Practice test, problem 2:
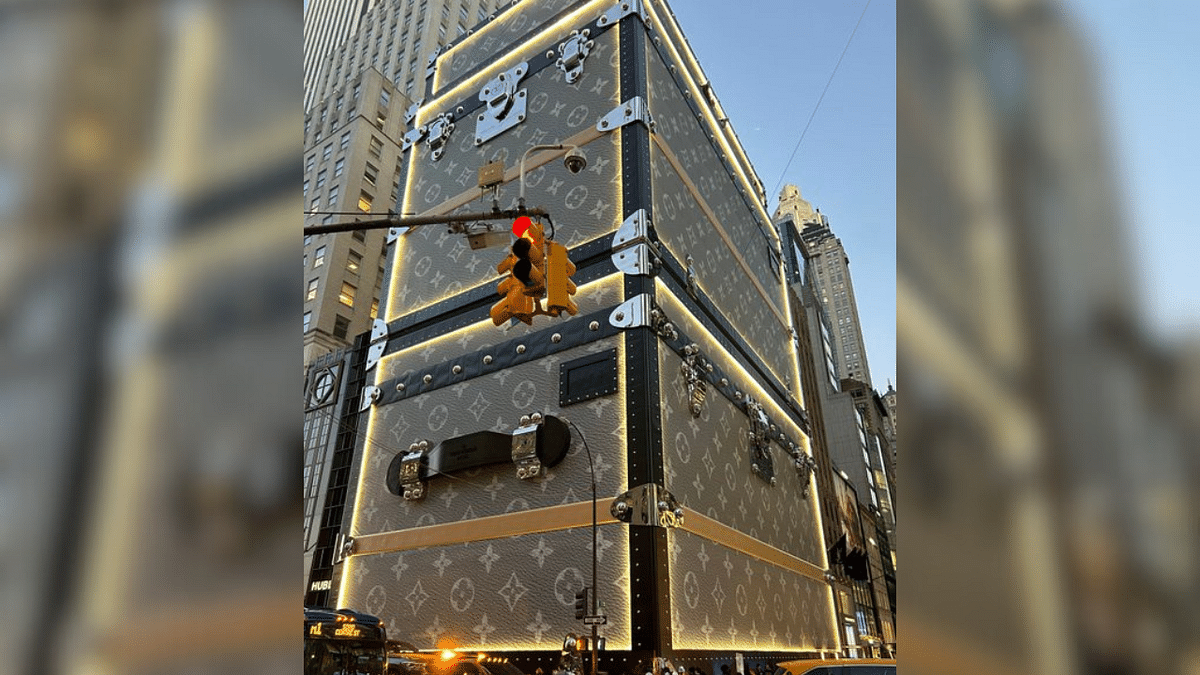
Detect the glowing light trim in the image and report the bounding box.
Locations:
[376,273,625,378]
[425,0,610,120]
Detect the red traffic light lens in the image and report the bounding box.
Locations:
[511,215,532,238]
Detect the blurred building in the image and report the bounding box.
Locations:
[775,185,873,387]
[899,0,1198,674]
[303,0,504,365]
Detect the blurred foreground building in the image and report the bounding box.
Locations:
[899,0,1198,674]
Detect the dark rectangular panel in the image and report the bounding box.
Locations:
[560,348,619,406]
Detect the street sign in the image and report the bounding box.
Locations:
[583,615,607,626]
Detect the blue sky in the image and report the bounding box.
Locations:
[1064,0,1200,341]
[667,0,897,389]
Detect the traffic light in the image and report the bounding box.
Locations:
[574,587,589,620]
[490,222,548,326]
[545,240,578,317]
[490,260,537,326]
[511,221,546,297]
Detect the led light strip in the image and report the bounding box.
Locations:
[352,500,621,556]
[678,507,827,583]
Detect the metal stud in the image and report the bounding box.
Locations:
[589,321,599,331]
[452,365,462,375]
[483,355,493,365]
[551,333,562,343]
[423,374,433,384]
[720,378,728,387]
[397,383,406,392]
[516,344,526,354]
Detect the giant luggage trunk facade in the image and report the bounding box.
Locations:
[335,0,840,669]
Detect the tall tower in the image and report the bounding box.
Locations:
[774,184,873,387]
[303,0,505,365]
[304,0,371,112]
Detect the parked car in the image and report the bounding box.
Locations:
[774,658,896,675]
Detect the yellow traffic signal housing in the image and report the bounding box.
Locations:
[490,275,537,325]
[491,227,548,326]
[545,240,578,317]
[519,222,547,297]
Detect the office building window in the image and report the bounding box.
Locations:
[322,143,332,160]
[370,298,379,320]
[353,230,366,242]
[303,180,308,196]
[313,246,326,268]
[347,250,362,275]
[304,235,312,246]
[303,311,312,332]
[340,131,351,150]
[328,185,339,206]
[379,89,390,108]
[369,136,382,157]
[310,197,319,212]
[306,279,319,301]
[306,155,315,173]
[358,191,373,212]
[315,170,326,189]
[364,163,378,186]
[333,315,351,339]
[334,158,344,177]
[339,282,356,307]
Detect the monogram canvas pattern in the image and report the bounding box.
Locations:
[342,525,632,650]
[363,337,626,534]
[439,0,594,89]
[668,530,838,651]
[660,347,822,565]
[392,30,621,322]
[646,46,794,389]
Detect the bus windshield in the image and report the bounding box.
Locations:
[305,607,387,675]
[305,637,387,675]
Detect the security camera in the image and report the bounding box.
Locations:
[563,148,587,174]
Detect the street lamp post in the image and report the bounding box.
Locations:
[583,427,599,675]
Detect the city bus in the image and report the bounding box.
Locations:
[305,606,388,674]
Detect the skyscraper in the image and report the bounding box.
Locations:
[304,0,372,112]
[775,185,873,387]
[303,0,504,365]
[307,0,505,111]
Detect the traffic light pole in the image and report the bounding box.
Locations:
[301,207,550,236]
